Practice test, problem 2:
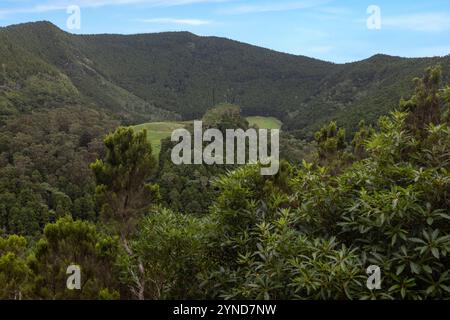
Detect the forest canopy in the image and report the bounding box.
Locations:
[0,66,449,300]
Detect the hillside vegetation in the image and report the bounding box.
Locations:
[0,67,448,300]
[0,20,450,301]
[1,21,449,136]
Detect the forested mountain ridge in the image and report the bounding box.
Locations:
[1,21,449,136]
[0,21,179,124]
[289,54,450,136]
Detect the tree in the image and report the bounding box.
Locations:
[314,121,351,173]
[315,121,346,159]
[121,207,211,299]
[352,120,375,160]
[0,235,29,300]
[91,127,158,299]
[28,217,119,299]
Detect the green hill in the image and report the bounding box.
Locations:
[1,21,449,136]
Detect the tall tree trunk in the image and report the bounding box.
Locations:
[122,237,146,300]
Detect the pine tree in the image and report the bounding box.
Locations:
[91,127,158,299]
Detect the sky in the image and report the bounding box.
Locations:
[0,0,450,63]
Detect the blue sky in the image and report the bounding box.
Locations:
[1,0,450,63]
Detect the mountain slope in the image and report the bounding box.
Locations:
[1,21,449,136]
[286,54,450,136]
[74,30,335,120]
[0,21,179,124]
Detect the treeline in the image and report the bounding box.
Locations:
[0,67,449,299]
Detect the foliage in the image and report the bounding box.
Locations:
[91,127,159,299]
[28,217,120,299]
[196,68,450,300]
[1,25,450,302]
[154,104,248,214]
[198,109,449,299]
[351,121,375,160]
[119,207,212,299]
[0,235,30,299]
[0,107,118,235]
[314,121,353,173]
[400,66,443,136]
[91,127,158,238]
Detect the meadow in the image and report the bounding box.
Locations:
[246,116,282,130]
[133,116,282,156]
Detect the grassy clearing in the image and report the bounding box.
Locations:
[133,116,282,157]
[246,116,282,130]
[132,121,189,156]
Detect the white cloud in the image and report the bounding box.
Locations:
[0,5,65,18]
[218,0,331,15]
[383,13,450,32]
[137,17,212,25]
[0,0,230,17]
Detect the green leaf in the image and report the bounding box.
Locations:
[410,262,420,274]
[441,285,450,293]
[401,287,406,298]
[431,247,440,259]
[396,265,405,276]
[423,265,433,274]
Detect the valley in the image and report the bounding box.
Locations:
[1,21,449,138]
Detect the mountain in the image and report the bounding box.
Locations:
[0,21,178,124]
[1,21,449,136]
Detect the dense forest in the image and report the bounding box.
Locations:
[1,22,450,136]
[1,64,449,299]
[0,21,449,300]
